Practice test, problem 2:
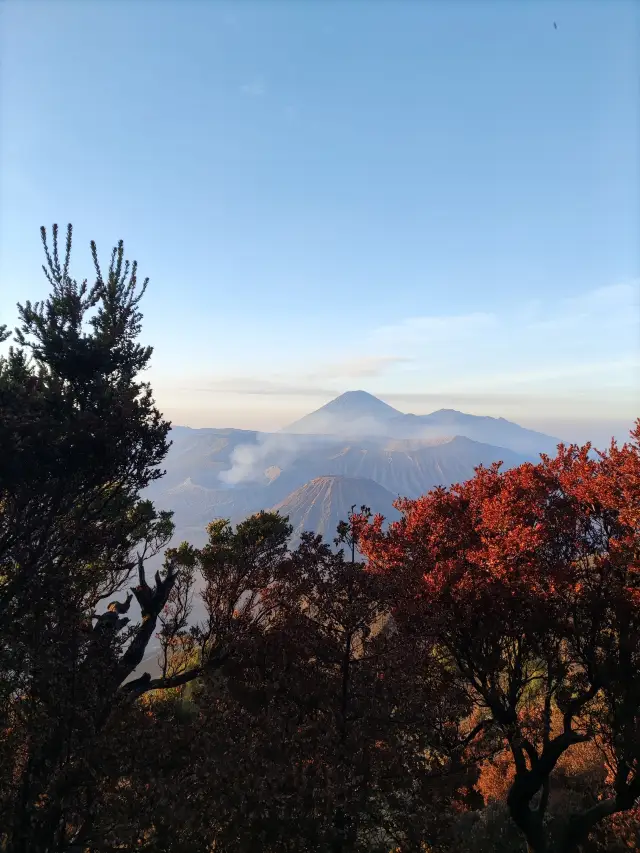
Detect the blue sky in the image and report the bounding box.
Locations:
[1,0,638,444]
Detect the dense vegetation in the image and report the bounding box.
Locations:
[0,227,638,853]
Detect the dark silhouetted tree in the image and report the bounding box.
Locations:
[0,225,177,853]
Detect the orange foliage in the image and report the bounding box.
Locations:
[359,421,640,853]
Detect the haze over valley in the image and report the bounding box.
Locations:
[147,390,562,549]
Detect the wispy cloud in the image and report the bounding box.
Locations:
[362,281,639,391]
[527,282,639,334]
[444,358,640,392]
[380,388,630,408]
[201,377,335,397]
[304,355,412,381]
[240,78,266,97]
[199,356,412,396]
[372,312,497,349]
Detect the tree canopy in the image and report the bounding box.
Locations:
[358,427,640,852]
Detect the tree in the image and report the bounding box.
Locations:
[46,511,321,852]
[187,511,474,852]
[0,229,307,852]
[0,224,178,853]
[358,426,640,853]
[83,511,475,853]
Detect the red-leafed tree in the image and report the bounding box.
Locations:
[358,423,640,853]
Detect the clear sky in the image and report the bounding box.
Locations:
[1,0,638,445]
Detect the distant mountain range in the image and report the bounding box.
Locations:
[284,390,560,456]
[146,391,561,550]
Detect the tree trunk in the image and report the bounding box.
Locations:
[507,782,548,853]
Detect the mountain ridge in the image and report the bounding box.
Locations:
[282,391,560,455]
[145,391,563,554]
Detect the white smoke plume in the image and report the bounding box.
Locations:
[218,432,335,486]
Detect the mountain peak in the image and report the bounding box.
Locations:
[283,391,402,435]
[428,408,464,418]
[322,390,399,413]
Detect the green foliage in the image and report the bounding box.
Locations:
[0,225,174,853]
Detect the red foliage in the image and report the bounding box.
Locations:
[358,421,640,853]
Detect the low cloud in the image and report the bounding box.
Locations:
[201,356,412,397]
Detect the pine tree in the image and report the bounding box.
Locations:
[0,224,176,852]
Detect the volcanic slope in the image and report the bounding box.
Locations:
[270,475,401,545]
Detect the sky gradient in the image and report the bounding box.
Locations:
[1,0,638,446]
